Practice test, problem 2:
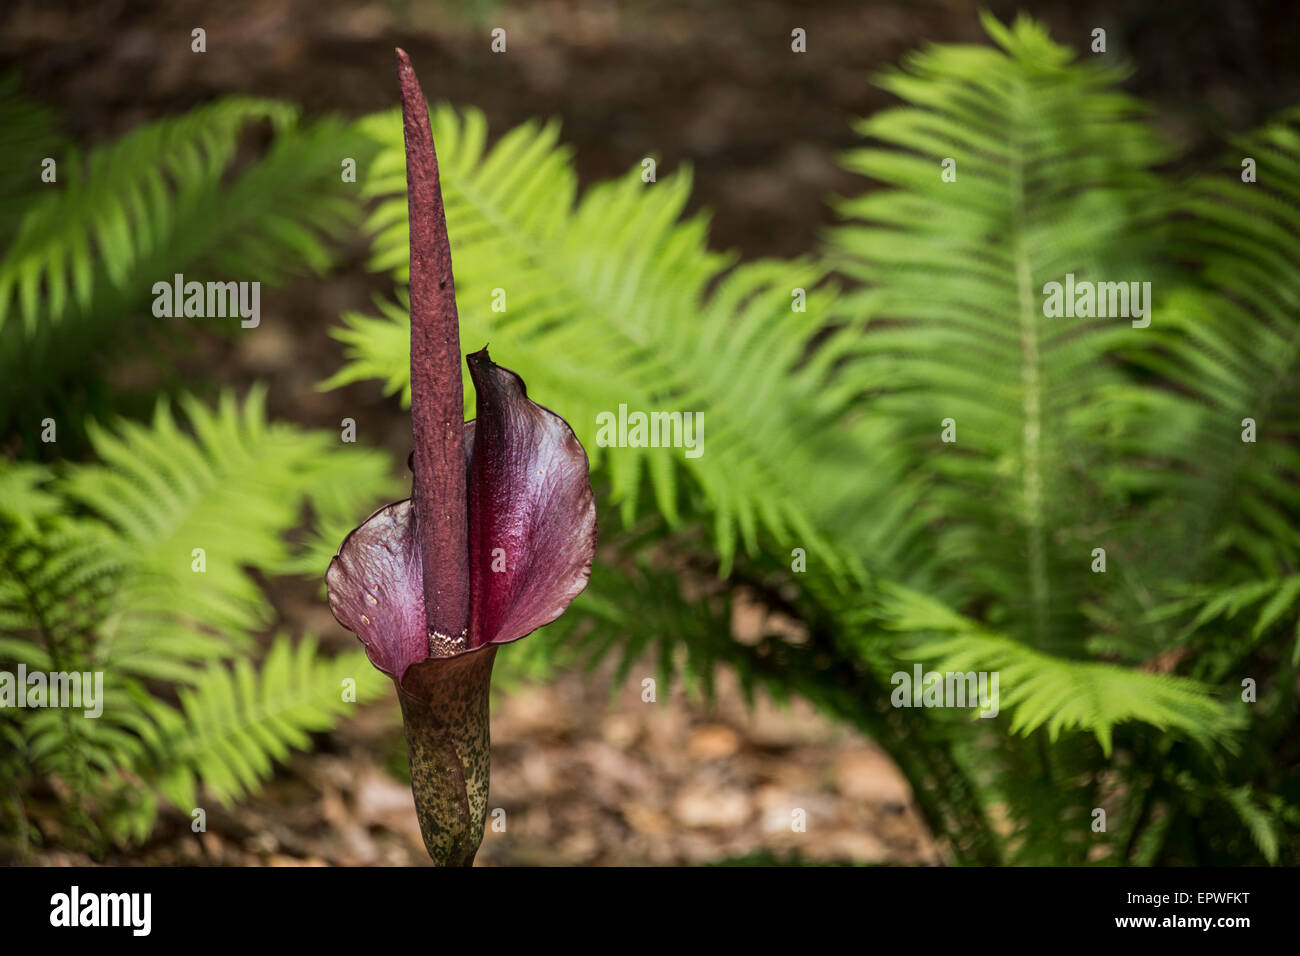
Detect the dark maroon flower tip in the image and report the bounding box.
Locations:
[397,46,470,646]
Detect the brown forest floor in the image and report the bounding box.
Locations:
[5,0,1297,865]
[41,667,934,867]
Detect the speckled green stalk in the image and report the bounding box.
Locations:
[396,645,497,866]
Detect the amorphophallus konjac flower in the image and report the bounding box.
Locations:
[325,50,596,867]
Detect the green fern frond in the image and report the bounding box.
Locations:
[0,473,122,673]
[0,392,397,846]
[1127,107,1300,579]
[0,100,371,447]
[872,584,1242,756]
[56,388,394,682]
[1220,786,1281,864]
[827,11,1175,647]
[145,636,386,808]
[0,98,295,333]
[1180,575,1300,665]
[0,461,62,532]
[15,640,384,843]
[328,105,905,576]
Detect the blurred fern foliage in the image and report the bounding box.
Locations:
[0,87,396,854]
[3,12,1298,864]
[0,396,394,850]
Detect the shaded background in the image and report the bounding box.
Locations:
[3,0,1297,864]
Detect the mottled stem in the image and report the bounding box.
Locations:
[397,646,497,866]
[397,47,470,644]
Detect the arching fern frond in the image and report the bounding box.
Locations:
[143,636,386,809]
[0,100,371,449]
[0,463,121,674]
[1220,785,1286,865]
[868,584,1243,756]
[1127,107,1300,582]
[326,105,890,576]
[57,388,395,683]
[0,392,396,848]
[826,10,1174,649]
[0,98,295,333]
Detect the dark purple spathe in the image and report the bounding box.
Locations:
[326,349,595,679]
